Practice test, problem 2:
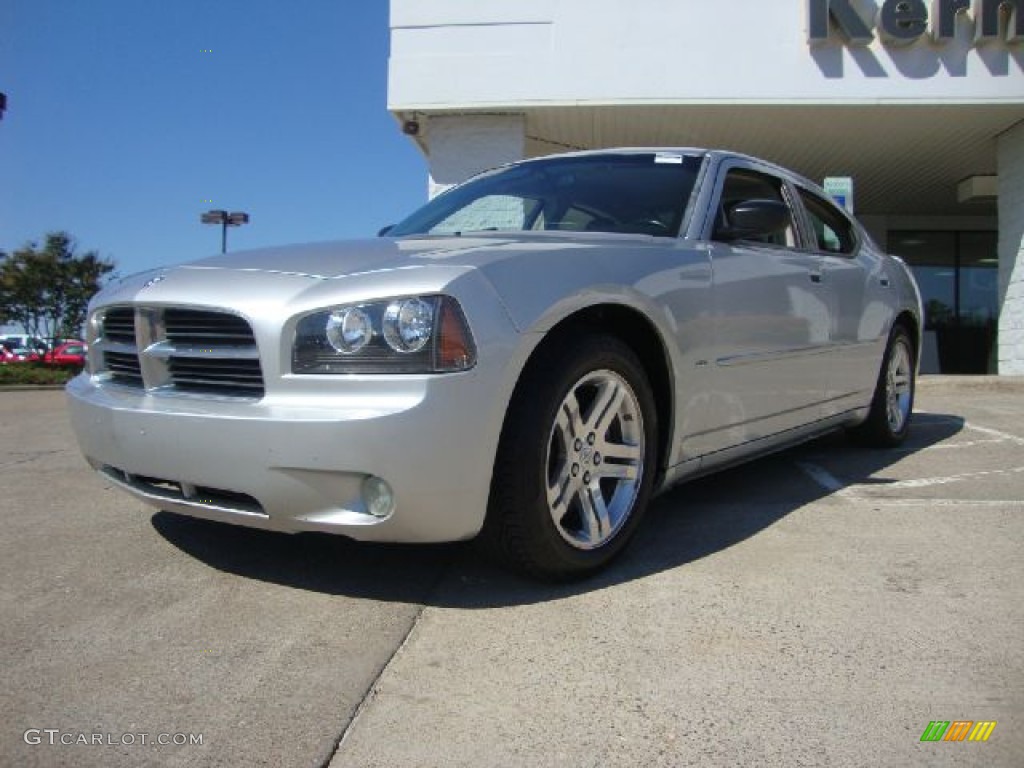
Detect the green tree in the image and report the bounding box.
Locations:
[0,232,115,343]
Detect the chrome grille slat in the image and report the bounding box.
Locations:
[102,307,137,344]
[168,358,264,395]
[168,359,263,375]
[105,351,144,386]
[145,342,260,361]
[164,309,256,345]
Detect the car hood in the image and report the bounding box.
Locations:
[171,232,668,279]
[91,232,687,323]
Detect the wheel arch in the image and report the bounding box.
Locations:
[893,309,920,365]
[503,303,675,483]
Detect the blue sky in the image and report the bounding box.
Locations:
[0,0,427,279]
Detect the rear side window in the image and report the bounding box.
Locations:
[798,189,857,255]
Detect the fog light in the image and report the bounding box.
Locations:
[363,476,394,518]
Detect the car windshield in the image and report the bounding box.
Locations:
[388,152,704,238]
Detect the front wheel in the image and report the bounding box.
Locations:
[849,324,916,447]
[483,334,658,580]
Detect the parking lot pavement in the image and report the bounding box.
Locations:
[329,377,1024,768]
[0,390,459,768]
[2,378,1022,767]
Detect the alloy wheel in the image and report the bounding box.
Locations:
[545,369,645,550]
[886,338,913,434]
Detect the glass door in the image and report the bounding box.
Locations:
[889,230,998,374]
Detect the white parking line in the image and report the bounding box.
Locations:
[915,411,1024,445]
[920,439,1007,450]
[962,422,1024,446]
[857,498,1022,508]
[880,465,1024,489]
[796,415,1024,498]
[883,438,1006,455]
[796,460,1024,496]
[795,462,849,495]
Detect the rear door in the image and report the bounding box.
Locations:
[793,186,887,417]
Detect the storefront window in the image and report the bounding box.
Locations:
[958,232,999,328]
[890,230,997,374]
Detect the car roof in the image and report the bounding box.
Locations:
[502,147,823,193]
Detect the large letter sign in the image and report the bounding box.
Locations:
[807,0,1023,45]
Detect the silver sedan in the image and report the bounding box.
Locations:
[67,149,922,579]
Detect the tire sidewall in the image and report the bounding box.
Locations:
[886,328,915,442]
[498,335,658,577]
[857,323,916,447]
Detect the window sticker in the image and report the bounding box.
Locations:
[654,153,683,165]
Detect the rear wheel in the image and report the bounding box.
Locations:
[850,324,916,447]
[483,334,658,580]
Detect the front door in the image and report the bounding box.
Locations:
[687,164,830,457]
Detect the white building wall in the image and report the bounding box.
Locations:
[389,0,1023,110]
[998,121,1024,374]
[423,114,525,199]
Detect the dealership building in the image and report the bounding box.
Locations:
[387,0,1024,374]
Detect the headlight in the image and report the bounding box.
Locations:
[382,297,433,353]
[325,307,372,354]
[292,295,476,374]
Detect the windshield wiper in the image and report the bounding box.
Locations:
[452,228,499,237]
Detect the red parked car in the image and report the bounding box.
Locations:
[43,341,88,368]
[1,341,40,363]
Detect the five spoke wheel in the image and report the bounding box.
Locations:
[885,336,913,435]
[546,370,645,550]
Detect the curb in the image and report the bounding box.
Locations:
[0,385,69,392]
[917,375,1024,394]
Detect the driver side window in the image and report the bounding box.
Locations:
[715,169,797,248]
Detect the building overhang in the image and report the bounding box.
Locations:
[391,102,1019,216]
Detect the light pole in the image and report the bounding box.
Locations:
[201,210,249,254]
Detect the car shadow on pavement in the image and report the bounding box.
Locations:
[152,412,964,608]
[151,511,466,604]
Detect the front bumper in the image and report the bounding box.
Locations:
[65,372,501,543]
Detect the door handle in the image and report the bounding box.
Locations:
[809,272,823,283]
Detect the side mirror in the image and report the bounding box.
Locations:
[715,199,791,242]
[377,225,394,237]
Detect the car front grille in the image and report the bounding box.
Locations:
[95,306,264,398]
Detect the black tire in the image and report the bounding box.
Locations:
[482,334,658,580]
[849,324,916,448]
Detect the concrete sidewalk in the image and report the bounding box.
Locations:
[329,377,1024,767]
